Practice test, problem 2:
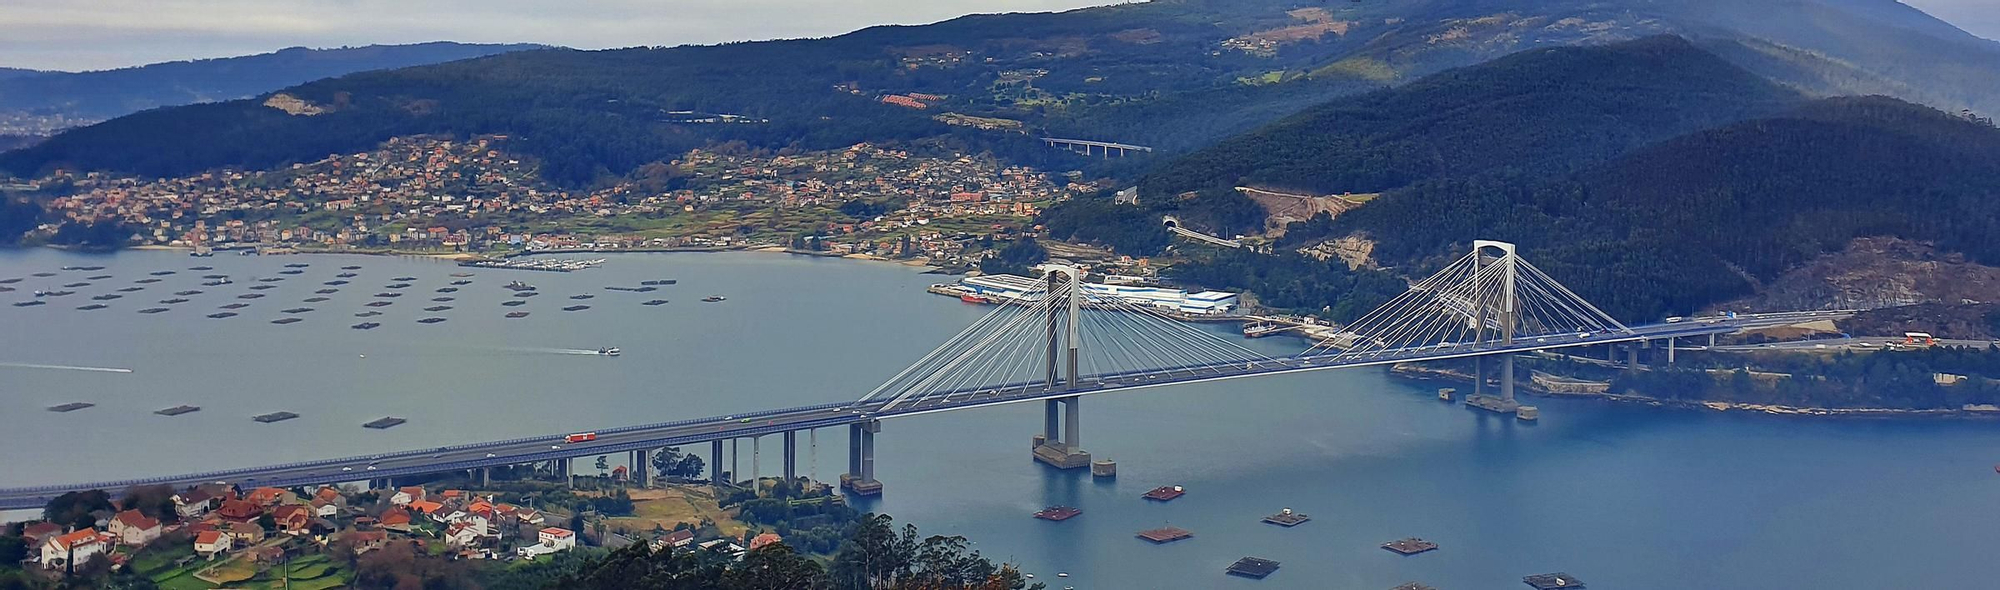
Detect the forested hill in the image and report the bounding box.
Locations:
[1136,36,1801,198]
[1325,96,2000,320]
[0,42,543,123]
[5,0,1997,187]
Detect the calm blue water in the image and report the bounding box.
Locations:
[3,249,1997,589]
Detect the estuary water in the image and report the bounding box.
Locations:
[2,248,1996,589]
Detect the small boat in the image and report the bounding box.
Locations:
[284,263,309,268]
[702,296,726,302]
[149,270,175,276]
[386,283,411,289]
[514,292,540,298]
[86,275,112,280]
[62,282,89,288]
[373,292,402,298]
[31,272,56,277]
[449,280,473,286]
[201,274,227,279]
[116,286,144,292]
[257,277,283,283]
[248,284,276,290]
[503,281,536,291]
[501,300,527,307]
[505,311,530,318]
[323,280,349,286]
[597,347,621,356]
[278,269,304,275]
[450,272,474,277]
[0,278,19,284]
[44,290,75,297]
[641,279,677,286]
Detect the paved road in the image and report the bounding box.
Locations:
[0,311,1843,510]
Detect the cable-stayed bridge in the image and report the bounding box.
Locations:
[0,241,1842,509]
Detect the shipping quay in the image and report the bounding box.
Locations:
[1225,557,1281,579]
[1136,527,1193,544]
[154,405,200,416]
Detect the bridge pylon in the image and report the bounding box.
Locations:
[840,420,884,496]
[1033,266,1093,469]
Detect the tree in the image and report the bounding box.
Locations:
[0,535,26,565]
[595,455,610,478]
[722,543,829,590]
[44,490,114,530]
[652,447,685,478]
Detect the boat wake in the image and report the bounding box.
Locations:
[0,362,134,374]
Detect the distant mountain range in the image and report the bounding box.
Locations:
[0,42,544,130]
[4,0,1997,185]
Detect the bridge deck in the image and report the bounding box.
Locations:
[0,312,1839,509]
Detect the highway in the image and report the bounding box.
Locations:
[0,311,1843,510]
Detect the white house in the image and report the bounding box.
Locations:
[108,510,163,546]
[538,527,577,551]
[40,528,108,570]
[194,530,232,558]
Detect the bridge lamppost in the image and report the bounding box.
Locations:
[1033,266,1093,469]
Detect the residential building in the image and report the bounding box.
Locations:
[107,510,163,546]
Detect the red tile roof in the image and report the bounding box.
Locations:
[749,532,783,550]
[51,528,101,550]
[113,509,161,530]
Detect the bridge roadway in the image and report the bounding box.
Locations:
[0,311,1841,510]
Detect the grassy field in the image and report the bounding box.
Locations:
[608,485,747,537]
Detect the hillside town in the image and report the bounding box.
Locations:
[19,137,1093,262]
[2,470,806,589]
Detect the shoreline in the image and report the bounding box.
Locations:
[1390,364,1999,419]
[20,242,953,272]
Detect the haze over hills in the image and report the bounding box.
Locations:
[4,0,1998,186]
[0,42,544,134]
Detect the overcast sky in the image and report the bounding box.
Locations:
[0,0,1993,72]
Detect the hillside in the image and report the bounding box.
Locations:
[1329,96,2000,320]
[0,42,542,131]
[5,0,1996,187]
[1135,36,1800,198]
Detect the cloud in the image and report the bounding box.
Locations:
[0,0,1123,71]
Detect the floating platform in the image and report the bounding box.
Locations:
[49,403,94,412]
[1382,538,1439,555]
[76,304,108,310]
[355,311,383,317]
[175,290,202,296]
[270,317,303,325]
[217,303,247,309]
[1391,584,1437,590]
[282,307,313,313]
[393,276,417,281]
[1523,573,1584,589]
[1143,485,1185,501]
[351,322,381,330]
[247,285,275,291]
[1136,527,1192,544]
[237,293,265,299]
[155,405,201,416]
[364,417,407,429]
[386,283,411,289]
[424,306,452,312]
[501,300,527,307]
[303,297,330,303]
[562,305,591,311]
[1263,509,1309,527]
[641,279,677,285]
[365,301,393,307]
[341,266,363,270]
[643,299,669,306]
[606,286,657,292]
[1034,506,1082,521]
[1225,557,1280,579]
[432,296,455,302]
[253,411,299,423]
[138,307,169,314]
[569,294,594,300]
[506,312,530,318]
[207,312,238,319]
[417,317,447,324]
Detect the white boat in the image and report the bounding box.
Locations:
[598,347,621,356]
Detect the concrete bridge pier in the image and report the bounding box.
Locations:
[782,431,798,482]
[630,449,649,487]
[731,439,741,485]
[1500,353,1516,404]
[1033,396,1092,469]
[478,467,490,488]
[1627,341,1642,372]
[841,420,883,496]
[710,440,724,489]
[1666,337,1677,365]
